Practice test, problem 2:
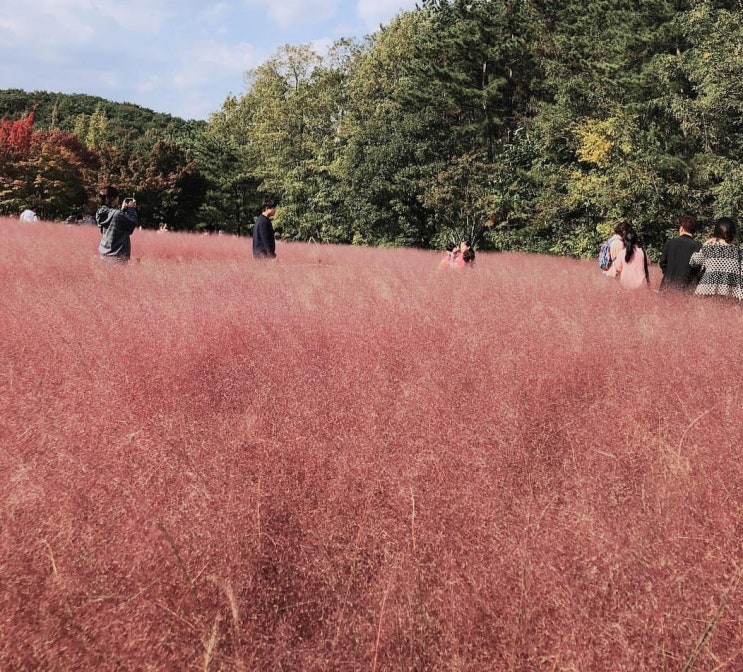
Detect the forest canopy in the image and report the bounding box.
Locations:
[2,0,743,255]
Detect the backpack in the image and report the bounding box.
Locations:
[598,236,616,271]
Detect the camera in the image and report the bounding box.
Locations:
[123,197,135,206]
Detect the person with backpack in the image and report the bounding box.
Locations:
[659,214,702,291]
[599,221,628,274]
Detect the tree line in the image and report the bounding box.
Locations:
[2,0,742,256]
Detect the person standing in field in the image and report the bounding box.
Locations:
[439,242,456,269]
[450,245,463,267]
[659,214,702,291]
[689,217,743,301]
[252,199,277,260]
[599,221,627,274]
[461,239,476,266]
[19,206,38,222]
[611,227,650,289]
[96,185,138,261]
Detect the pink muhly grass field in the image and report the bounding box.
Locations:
[2,218,743,671]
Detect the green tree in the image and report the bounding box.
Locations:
[85,103,109,149]
[337,10,449,246]
[26,131,99,219]
[519,0,693,254]
[423,153,503,247]
[421,0,542,158]
[205,41,362,240]
[194,121,260,234]
[651,1,743,226]
[244,44,344,239]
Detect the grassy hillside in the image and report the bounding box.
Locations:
[2,219,742,670]
[0,88,204,137]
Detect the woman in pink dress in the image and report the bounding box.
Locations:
[612,228,650,289]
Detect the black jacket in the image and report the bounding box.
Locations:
[659,234,702,290]
[252,214,276,259]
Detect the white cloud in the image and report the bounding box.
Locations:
[201,1,232,22]
[0,16,23,36]
[242,0,339,31]
[192,1,239,37]
[356,0,417,31]
[154,39,266,117]
[309,37,335,57]
[134,74,164,95]
[0,0,421,120]
[98,70,125,90]
[5,0,171,47]
[172,41,262,89]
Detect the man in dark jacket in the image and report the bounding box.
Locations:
[252,200,277,259]
[659,214,702,291]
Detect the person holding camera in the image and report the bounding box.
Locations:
[96,185,138,261]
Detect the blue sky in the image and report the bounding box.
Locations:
[1,0,419,121]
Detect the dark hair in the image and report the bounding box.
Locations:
[445,242,456,252]
[261,199,277,212]
[678,214,697,234]
[713,217,736,243]
[624,228,638,263]
[624,229,650,284]
[463,248,476,263]
[614,221,630,236]
[99,185,119,206]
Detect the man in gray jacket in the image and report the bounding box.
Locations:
[96,185,138,260]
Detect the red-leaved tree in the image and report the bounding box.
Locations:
[0,107,100,219]
[0,105,36,161]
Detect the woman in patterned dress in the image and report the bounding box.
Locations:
[689,217,743,301]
